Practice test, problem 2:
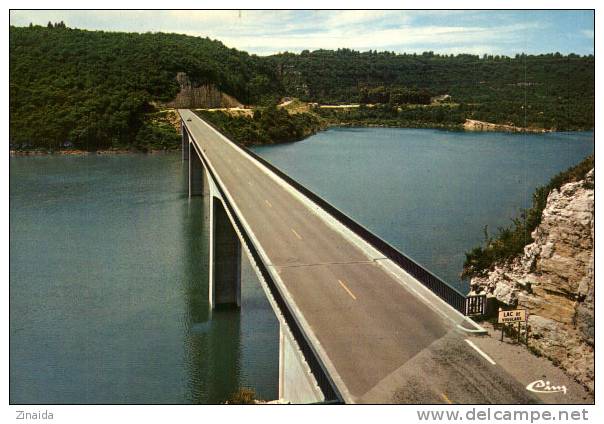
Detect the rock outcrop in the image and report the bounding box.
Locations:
[472,169,594,392]
[163,72,242,109]
[464,119,549,133]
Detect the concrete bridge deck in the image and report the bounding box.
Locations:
[178,109,538,404]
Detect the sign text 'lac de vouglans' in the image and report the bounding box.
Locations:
[498,309,528,324]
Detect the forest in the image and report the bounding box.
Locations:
[9,24,595,151]
[9,24,281,150]
[196,106,325,146]
[316,104,466,130]
[270,49,594,130]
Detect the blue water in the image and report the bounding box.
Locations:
[10,128,593,404]
[9,154,278,404]
[252,128,594,292]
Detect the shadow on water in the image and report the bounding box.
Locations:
[180,170,279,403]
[9,154,277,404]
[180,180,242,404]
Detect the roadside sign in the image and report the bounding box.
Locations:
[498,309,527,324]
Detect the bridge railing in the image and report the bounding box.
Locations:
[465,294,487,316]
[197,116,479,317]
[241,151,470,315]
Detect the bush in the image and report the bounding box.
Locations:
[226,388,257,404]
[462,155,594,278]
[133,120,180,152]
[196,106,324,146]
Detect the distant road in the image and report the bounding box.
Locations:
[179,109,539,404]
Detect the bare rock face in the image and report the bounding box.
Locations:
[472,169,594,392]
[164,72,242,109]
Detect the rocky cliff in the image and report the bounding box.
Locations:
[463,119,549,133]
[163,72,242,109]
[472,169,594,392]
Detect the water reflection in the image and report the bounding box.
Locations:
[179,163,279,403]
[180,180,243,403]
[10,154,279,404]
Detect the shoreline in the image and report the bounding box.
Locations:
[327,122,464,131]
[325,122,592,134]
[10,148,180,157]
[463,119,553,133]
[10,122,593,156]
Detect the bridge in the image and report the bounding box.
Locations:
[178,109,538,404]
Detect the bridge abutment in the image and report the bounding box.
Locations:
[209,195,242,308]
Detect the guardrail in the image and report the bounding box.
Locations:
[465,294,487,316]
[242,148,469,314]
[193,114,479,318]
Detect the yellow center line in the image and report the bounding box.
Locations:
[291,228,303,240]
[265,199,272,208]
[338,280,357,300]
[440,393,453,404]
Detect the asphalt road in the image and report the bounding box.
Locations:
[179,109,539,404]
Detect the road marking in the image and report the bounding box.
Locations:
[265,200,272,208]
[440,393,453,404]
[291,228,303,240]
[465,339,496,365]
[338,280,357,300]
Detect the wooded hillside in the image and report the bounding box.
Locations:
[10,25,594,150]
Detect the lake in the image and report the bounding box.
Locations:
[9,154,278,404]
[253,128,594,291]
[9,128,593,403]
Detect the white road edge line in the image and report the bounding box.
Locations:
[465,339,496,365]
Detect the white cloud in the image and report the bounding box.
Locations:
[321,10,411,28]
[213,22,543,55]
[581,29,594,38]
[7,10,589,56]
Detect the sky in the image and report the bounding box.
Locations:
[9,10,595,56]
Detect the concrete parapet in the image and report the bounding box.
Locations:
[279,322,324,404]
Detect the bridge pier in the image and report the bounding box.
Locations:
[209,195,242,308]
[183,114,327,402]
[189,145,204,197]
[181,121,189,161]
[279,323,325,404]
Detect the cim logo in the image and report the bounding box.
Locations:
[526,380,567,395]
